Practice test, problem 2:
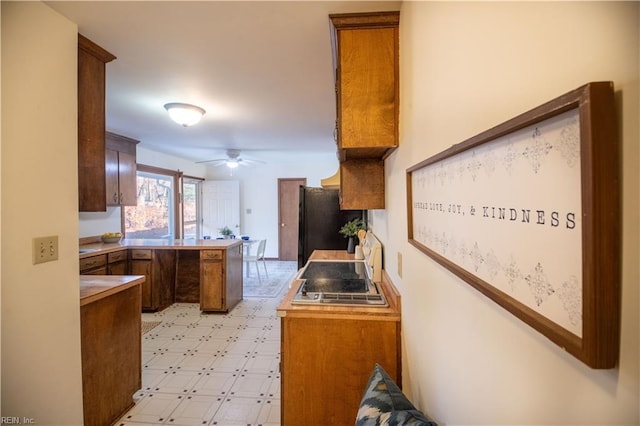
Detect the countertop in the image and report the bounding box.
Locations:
[80,275,145,306]
[79,238,243,258]
[276,250,401,320]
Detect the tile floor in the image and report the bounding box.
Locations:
[117,262,293,426]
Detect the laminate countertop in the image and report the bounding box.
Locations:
[80,275,145,306]
[79,238,242,258]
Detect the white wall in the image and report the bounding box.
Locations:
[206,152,338,258]
[371,2,639,425]
[137,145,208,178]
[1,2,84,424]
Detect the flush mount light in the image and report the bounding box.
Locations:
[164,102,206,127]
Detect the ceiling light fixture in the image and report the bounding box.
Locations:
[226,159,239,169]
[164,102,206,127]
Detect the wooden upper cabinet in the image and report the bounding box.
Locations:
[330,12,399,160]
[340,159,385,210]
[78,34,116,212]
[106,132,139,206]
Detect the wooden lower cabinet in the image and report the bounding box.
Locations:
[80,249,128,275]
[107,249,128,274]
[130,249,176,311]
[280,316,400,426]
[79,253,107,275]
[81,282,141,426]
[200,245,243,312]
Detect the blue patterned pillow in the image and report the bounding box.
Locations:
[356,364,437,426]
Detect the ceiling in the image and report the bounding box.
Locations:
[46,1,401,166]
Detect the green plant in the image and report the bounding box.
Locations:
[219,226,233,237]
[339,218,366,238]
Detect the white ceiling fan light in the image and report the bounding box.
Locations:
[224,150,242,168]
[164,102,206,127]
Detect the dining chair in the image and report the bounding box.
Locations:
[245,239,268,281]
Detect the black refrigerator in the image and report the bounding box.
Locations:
[297,186,365,268]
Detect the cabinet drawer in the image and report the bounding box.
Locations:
[130,249,152,260]
[108,250,127,263]
[80,254,107,272]
[200,250,222,260]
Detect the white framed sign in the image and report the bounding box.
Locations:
[407,82,619,369]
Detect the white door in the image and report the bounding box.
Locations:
[202,180,240,238]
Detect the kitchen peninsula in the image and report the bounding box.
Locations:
[277,249,402,426]
[79,238,243,312]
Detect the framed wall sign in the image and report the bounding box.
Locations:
[406,82,619,369]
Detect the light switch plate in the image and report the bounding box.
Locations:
[397,252,402,278]
[33,235,59,265]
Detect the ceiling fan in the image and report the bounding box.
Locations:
[197,149,263,170]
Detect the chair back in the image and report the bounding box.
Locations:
[256,239,267,259]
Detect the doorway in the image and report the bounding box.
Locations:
[278,178,306,260]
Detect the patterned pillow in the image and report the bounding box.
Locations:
[356,364,438,426]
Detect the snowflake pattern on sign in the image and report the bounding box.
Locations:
[502,139,520,176]
[484,249,501,279]
[522,127,553,174]
[469,242,484,273]
[483,149,497,179]
[556,117,580,168]
[503,255,522,293]
[557,275,582,327]
[467,151,482,182]
[525,262,556,306]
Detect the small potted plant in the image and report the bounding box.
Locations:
[219,226,233,239]
[339,218,366,253]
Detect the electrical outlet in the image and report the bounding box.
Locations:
[397,252,402,278]
[33,236,59,265]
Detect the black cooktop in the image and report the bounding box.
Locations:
[299,261,370,294]
[300,261,368,280]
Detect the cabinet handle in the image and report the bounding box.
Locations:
[119,193,123,204]
[113,193,118,203]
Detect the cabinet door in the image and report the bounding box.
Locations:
[338,27,397,152]
[106,150,137,206]
[200,259,223,311]
[130,260,152,309]
[108,261,127,275]
[118,151,137,205]
[105,149,120,205]
[340,159,385,210]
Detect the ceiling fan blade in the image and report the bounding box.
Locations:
[196,158,227,164]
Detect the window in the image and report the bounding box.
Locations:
[182,177,202,239]
[124,165,179,239]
